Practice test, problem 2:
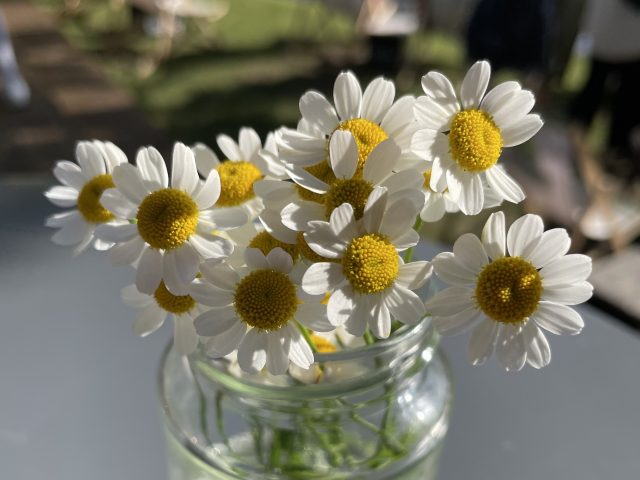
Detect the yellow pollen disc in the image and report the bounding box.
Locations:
[297,232,327,263]
[77,174,115,223]
[248,231,299,261]
[475,257,542,324]
[324,178,373,220]
[311,334,337,353]
[216,161,262,207]
[448,109,503,172]
[422,169,432,189]
[154,281,196,314]
[342,234,399,294]
[296,160,336,204]
[137,188,199,250]
[234,269,298,331]
[335,118,388,174]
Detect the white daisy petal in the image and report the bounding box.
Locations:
[192,170,221,210]
[421,71,459,116]
[266,331,290,375]
[238,127,262,159]
[433,252,477,286]
[453,233,488,273]
[329,130,358,180]
[194,308,238,336]
[200,260,239,290]
[362,186,388,234]
[432,307,481,336]
[299,91,339,135]
[51,213,92,245]
[420,193,446,222]
[485,165,525,204]
[91,237,112,252]
[362,77,395,123]
[136,247,163,294]
[244,247,270,270]
[259,209,298,244]
[363,140,400,184]
[296,302,334,332]
[76,142,106,178]
[287,324,314,369]
[411,129,439,158]
[122,284,154,308]
[163,244,200,295]
[136,146,169,189]
[133,305,166,337]
[44,186,78,207]
[216,134,243,160]
[327,285,356,326]
[238,329,268,373]
[304,222,346,258]
[501,114,544,147]
[112,163,149,204]
[303,262,344,295]
[480,81,521,116]
[334,71,362,120]
[384,286,425,325]
[94,223,138,243]
[189,234,233,260]
[370,298,391,338]
[174,316,199,355]
[491,89,535,129]
[523,321,551,369]
[467,318,499,366]
[329,202,358,239]
[192,143,220,175]
[542,282,593,305]
[379,198,419,240]
[171,143,199,195]
[426,286,475,316]
[45,210,77,228]
[344,294,372,337]
[205,322,247,357]
[381,95,415,136]
[460,60,490,110]
[414,96,452,131]
[481,211,506,260]
[110,236,145,265]
[53,160,86,190]
[456,170,484,215]
[506,214,543,258]
[527,228,571,268]
[532,301,584,335]
[391,230,420,251]
[541,254,592,286]
[287,165,330,193]
[266,247,294,274]
[200,208,248,230]
[190,281,234,307]
[281,201,325,232]
[97,141,127,171]
[396,261,433,290]
[100,188,137,219]
[495,324,527,372]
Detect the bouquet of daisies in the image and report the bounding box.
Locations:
[45,61,592,375]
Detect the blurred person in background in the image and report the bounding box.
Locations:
[570,0,640,182]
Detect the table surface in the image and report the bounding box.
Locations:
[1,181,639,480]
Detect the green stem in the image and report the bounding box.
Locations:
[403,216,423,263]
[363,329,376,345]
[337,399,404,455]
[296,321,318,353]
[215,391,229,447]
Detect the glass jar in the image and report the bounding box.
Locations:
[159,320,453,480]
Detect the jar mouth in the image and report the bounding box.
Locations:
[158,318,436,402]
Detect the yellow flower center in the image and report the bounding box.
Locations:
[324,178,373,220]
[216,161,262,207]
[234,269,298,331]
[475,257,542,324]
[154,281,196,314]
[335,118,388,174]
[311,334,337,353]
[422,169,432,189]
[76,174,115,223]
[137,188,199,250]
[296,160,336,204]
[342,234,399,294]
[297,232,327,262]
[248,231,299,261]
[448,109,503,172]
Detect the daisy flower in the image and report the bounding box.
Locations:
[278,71,417,170]
[192,127,286,221]
[280,130,424,233]
[121,282,202,355]
[412,60,543,215]
[45,140,128,255]
[302,187,433,338]
[190,248,335,375]
[426,211,593,371]
[95,143,245,296]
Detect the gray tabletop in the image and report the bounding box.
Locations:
[1,180,639,480]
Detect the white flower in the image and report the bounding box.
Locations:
[95,142,246,295]
[302,187,433,338]
[192,127,286,221]
[190,248,335,375]
[121,283,201,355]
[44,140,128,255]
[412,60,543,215]
[427,211,593,371]
[280,130,423,233]
[278,71,417,168]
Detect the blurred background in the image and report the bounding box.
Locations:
[1,0,639,326]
